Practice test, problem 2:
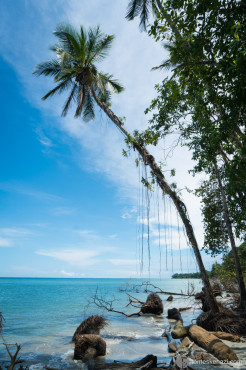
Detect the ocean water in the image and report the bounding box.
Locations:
[0,278,203,368]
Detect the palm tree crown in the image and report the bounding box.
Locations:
[126,0,159,31]
[34,24,124,122]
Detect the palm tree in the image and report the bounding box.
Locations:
[126,0,181,39]
[34,24,219,313]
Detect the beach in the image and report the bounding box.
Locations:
[1,277,246,369]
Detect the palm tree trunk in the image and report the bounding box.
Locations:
[91,88,220,313]
[214,161,246,309]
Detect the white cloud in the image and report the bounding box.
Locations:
[36,248,100,266]
[0,228,31,236]
[60,270,85,277]
[0,238,12,247]
[0,181,63,202]
[109,259,139,266]
[52,207,75,215]
[76,229,98,239]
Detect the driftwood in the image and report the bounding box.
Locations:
[179,307,192,312]
[94,354,157,369]
[138,282,194,297]
[210,331,241,342]
[189,324,238,361]
[88,292,141,317]
[2,343,23,370]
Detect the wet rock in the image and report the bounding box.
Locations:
[141,293,163,315]
[167,295,173,302]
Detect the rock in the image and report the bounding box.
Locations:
[74,334,106,361]
[167,295,173,302]
[168,308,182,321]
[72,315,107,342]
[141,293,163,315]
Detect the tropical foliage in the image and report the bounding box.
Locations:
[211,242,246,281]
[34,24,124,121]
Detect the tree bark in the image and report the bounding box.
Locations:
[214,161,246,309]
[91,87,220,314]
[189,325,238,361]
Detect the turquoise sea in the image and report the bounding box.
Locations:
[0,278,203,368]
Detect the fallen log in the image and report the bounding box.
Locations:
[94,354,157,369]
[189,324,238,361]
[171,325,190,339]
[209,331,241,342]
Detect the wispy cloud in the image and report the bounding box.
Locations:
[0,238,12,247]
[109,259,139,266]
[121,207,137,220]
[36,248,100,266]
[0,228,32,236]
[0,181,63,202]
[52,207,75,215]
[75,229,99,239]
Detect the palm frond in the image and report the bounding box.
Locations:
[152,59,175,70]
[42,79,72,100]
[62,83,78,116]
[87,34,115,64]
[74,86,85,118]
[100,73,124,94]
[86,26,103,62]
[126,0,152,31]
[97,88,112,105]
[82,89,95,122]
[53,24,81,59]
[49,44,75,65]
[33,60,61,77]
[77,25,87,60]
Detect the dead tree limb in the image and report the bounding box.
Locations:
[88,292,141,318]
[140,282,195,297]
[2,342,23,370]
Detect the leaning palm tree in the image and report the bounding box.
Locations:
[34,24,219,313]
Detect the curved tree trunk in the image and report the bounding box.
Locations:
[91,87,220,313]
[214,161,246,309]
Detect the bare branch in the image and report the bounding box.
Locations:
[87,291,141,318]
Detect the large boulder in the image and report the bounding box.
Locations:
[73,315,107,342]
[141,293,163,315]
[74,334,106,361]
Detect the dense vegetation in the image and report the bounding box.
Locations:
[172,272,212,279]
[211,242,246,281]
[129,0,246,308]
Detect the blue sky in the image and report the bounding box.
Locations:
[0,0,219,278]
